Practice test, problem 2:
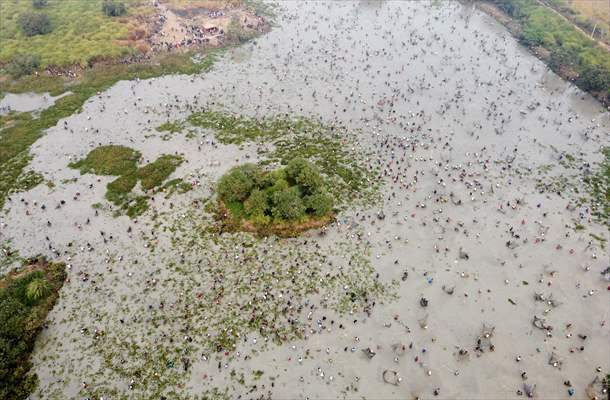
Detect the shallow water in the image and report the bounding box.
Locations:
[0,91,71,115]
[1,1,608,399]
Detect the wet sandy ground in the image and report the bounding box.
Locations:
[1,1,609,399]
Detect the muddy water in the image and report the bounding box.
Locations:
[0,91,72,115]
[1,1,609,399]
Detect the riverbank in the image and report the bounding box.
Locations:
[478,0,610,107]
[0,258,66,399]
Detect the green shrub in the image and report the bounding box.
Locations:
[5,54,40,78]
[25,278,51,301]
[244,189,268,217]
[18,12,52,37]
[271,186,305,221]
[578,62,610,92]
[32,0,48,8]
[295,164,324,194]
[217,164,262,203]
[305,191,334,217]
[266,178,289,197]
[102,1,127,17]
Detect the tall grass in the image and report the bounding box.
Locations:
[0,0,152,68]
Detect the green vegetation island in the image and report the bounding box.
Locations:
[215,159,336,237]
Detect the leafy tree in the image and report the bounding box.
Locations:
[549,44,580,69]
[244,189,268,217]
[217,164,261,203]
[102,1,127,17]
[0,297,27,341]
[285,158,310,182]
[295,163,324,194]
[26,278,51,301]
[271,187,305,221]
[238,163,265,187]
[266,178,289,198]
[285,157,325,194]
[261,168,287,187]
[5,54,40,78]
[32,0,48,9]
[18,12,52,37]
[304,191,334,217]
[578,63,610,92]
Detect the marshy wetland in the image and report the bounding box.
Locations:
[0,1,609,399]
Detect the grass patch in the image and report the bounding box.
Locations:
[187,110,320,144]
[155,121,184,134]
[136,155,183,191]
[161,178,192,198]
[70,146,183,217]
[0,0,153,68]
[106,172,138,205]
[0,151,43,209]
[0,259,66,400]
[583,146,610,225]
[69,145,141,176]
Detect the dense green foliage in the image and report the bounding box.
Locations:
[18,11,52,37]
[70,146,183,217]
[218,158,334,228]
[0,261,66,400]
[32,0,48,9]
[32,0,49,8]
[490,0,610,100]
[102,0,127,17]
[5,54,41,78]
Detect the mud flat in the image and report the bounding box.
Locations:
[0,1,608,399]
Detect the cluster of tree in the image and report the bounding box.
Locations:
[217,158,334,223]
[18,11,52,37]
[102,0,127,17]
[491,0,610,98]
[0,262,66,400]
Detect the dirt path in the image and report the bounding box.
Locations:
[155,1,186,44]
